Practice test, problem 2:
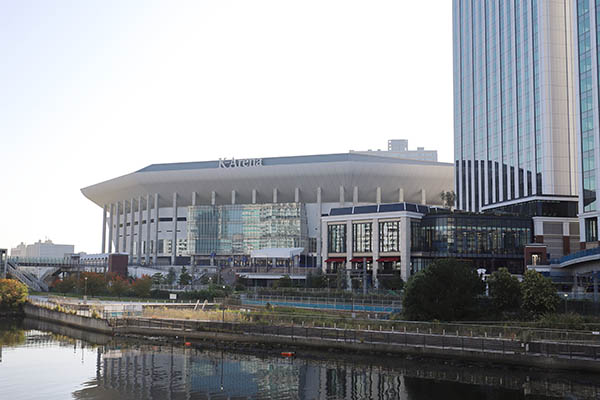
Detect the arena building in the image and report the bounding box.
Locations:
[81,152,454,270]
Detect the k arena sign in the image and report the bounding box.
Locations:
[218,157,263,168]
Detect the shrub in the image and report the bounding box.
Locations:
[535,312,585,330]
[0,279,28,310]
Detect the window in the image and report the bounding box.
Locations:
[327,224,346,253]
[379,221,400,252]
[585,217,598,242]
[352,223,372,252]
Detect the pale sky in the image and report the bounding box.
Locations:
[0,0,453,254]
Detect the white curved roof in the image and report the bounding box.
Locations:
[81,153,454,208]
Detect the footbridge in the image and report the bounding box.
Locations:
[4,257,108,291]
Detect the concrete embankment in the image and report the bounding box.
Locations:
[23,303,113,335]
[23,302,600,372]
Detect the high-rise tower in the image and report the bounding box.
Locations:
[574,0,600,244]
[453,0,578,214]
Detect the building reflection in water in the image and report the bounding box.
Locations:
[3,320,600,400]
[76,345,408,399]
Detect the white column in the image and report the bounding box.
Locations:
[172,192,178,265]
[376,187,382,204]
[321,219,328,274]
[211,191,216,206]
[353,186,358,205]
[294,187,300,203]
[399,188,404,202]
[129,198,134,259]
[137,196,142,264]
[420,189,426,205]
[252,189,257,204]
[231,190,236,205]
[192,191,197,206]
[339,186,345,206]
[145,194,151,264]
[400,216,411,282]
[121,200,127,253]
[101,205,107,253]
[372,217,379,288]
[346,220,353,291]
[115,202,121,252]
[273,188,278,203]
[154,193,159,264]
[317,187,323,269]
[108,203,114,253]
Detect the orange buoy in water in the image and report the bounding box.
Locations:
[281,352,295,357]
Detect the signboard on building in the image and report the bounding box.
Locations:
[218,158,263,168]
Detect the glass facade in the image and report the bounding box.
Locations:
[352,223,372,252]
[484,199,579,218]
[411,213,532,259]
[578,0,597,213]
[187,203,307,255]
[327,224,346,253]
[379,221,400,252]
[454,0,574,213]
[585,217,598,242]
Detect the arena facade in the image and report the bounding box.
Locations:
[81,152,454,270]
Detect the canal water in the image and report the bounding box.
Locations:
[1,318,600,399]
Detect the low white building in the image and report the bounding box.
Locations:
[10,240,74,259]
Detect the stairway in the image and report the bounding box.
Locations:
[6,261,48,291]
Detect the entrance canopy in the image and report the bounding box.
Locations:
[250,247,304,259]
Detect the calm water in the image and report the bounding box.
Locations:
[1,318,600,399]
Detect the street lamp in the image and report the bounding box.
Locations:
[84,276,88,304]
[564,293,568,314]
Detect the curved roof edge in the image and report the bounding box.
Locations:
[136,152,453,173]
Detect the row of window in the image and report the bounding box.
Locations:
[327,221,401,254]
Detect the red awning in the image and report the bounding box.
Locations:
[350,257,372,263]
[377,256,400,262]
[324,257,346,263]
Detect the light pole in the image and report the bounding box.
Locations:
[564,293,568,314]
[84,276,88,304]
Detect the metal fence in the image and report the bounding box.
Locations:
[115,317,600,362]
[240,294,402,313]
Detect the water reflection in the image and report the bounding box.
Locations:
[1,318,600,399]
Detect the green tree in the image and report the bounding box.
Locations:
[131,275,153,298]
[521,270,559,317]
[0,279,28,310]
[78,272,108,296]
[166,267,177,285]
[402,259,485,321]
[487,267,521,313]
[179,267,192,285]
[109,274,130,298]
[440,190,456,208]
[52,275,77,294]
[151,273,164,285]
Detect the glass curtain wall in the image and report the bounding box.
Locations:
[327,224,346,253]
[379,221,400,252]
[352,223,372,252]
[187,203,307,255]
[411,214,532,257]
